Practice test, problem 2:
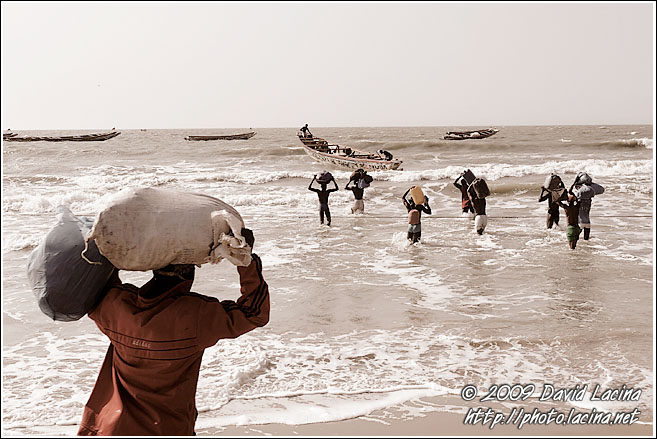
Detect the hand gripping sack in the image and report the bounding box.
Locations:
[26,206,116,321]
[87,187,252,271]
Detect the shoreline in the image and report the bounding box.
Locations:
[204,412,653,437]
[199,395,654,437]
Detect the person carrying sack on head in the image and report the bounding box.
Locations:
[77,228,269,436]
[309,172,339,226]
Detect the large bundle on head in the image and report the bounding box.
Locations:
[27,206,116,321]
[317,171,333,185]
[575,172,593,185]
[350,168,373,188]
[409,186,424,205]
[544,174,565,191]
[462,169,476,186]
[87,187,252,271]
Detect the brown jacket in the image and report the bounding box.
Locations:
[78,254,269,436]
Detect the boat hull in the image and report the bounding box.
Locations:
[185,131,256,141]
[444,129,498,140]
[300,143,402,171]
[4,131,120,142]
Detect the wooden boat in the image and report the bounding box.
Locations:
[297,133,402,171]
[4,131,120,142]
[184,131,257,141]
[444,128,498,140]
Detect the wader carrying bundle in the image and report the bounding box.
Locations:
[544,174,567,203]
[27,206,115,321]
[350,169,373,188]
[469,178,490,199]
[88,187,252,271]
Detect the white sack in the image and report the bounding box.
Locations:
[88,187,252,271]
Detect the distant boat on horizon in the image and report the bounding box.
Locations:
[444,128,498,140]
[3,130,121,142]
[184,131,257,141]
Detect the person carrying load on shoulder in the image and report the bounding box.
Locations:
[453,169,476,216]
[402,186,431,244]
[558,194,581,250]
[570,171,604,241]
[77,228,270,436]
[309,171,339,226]
[539,173,567,229]
[345,168,373,214]
[300,123,312,138]
[467,177,490,235]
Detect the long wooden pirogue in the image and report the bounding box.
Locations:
[297,133,402,171]
[4,131,120,142]
[443,128,498,140]
[184,131,257,141]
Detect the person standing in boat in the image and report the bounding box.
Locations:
[300,124,312,138]
[309,173,338,226]
[402,188,432,243]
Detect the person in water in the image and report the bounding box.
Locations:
[558,194,581,250]
[538,174,566,229]
[345,178,366,214]
[571,172,604,241]
[402,188,432,243]
[453,172,475,215]
[300,124,312,138]
[77,229,270,435]
[309,174,339,226]
[467,183,487,235]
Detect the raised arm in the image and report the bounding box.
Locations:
[327,179,339,193]
[198,253,270,348]
[422,196,432,215]
[402,188,412,209]
[538,187,549,202]
[308,176,319,192]
[453,176,463,189]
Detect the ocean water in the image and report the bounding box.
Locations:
[1,125,654,434]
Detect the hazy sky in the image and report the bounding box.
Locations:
[1,2,654,129]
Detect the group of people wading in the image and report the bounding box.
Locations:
[307,166,604,249]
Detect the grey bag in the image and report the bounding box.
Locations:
[27,206,115,321]
[574,184,596,200]
[590,182,605,195]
